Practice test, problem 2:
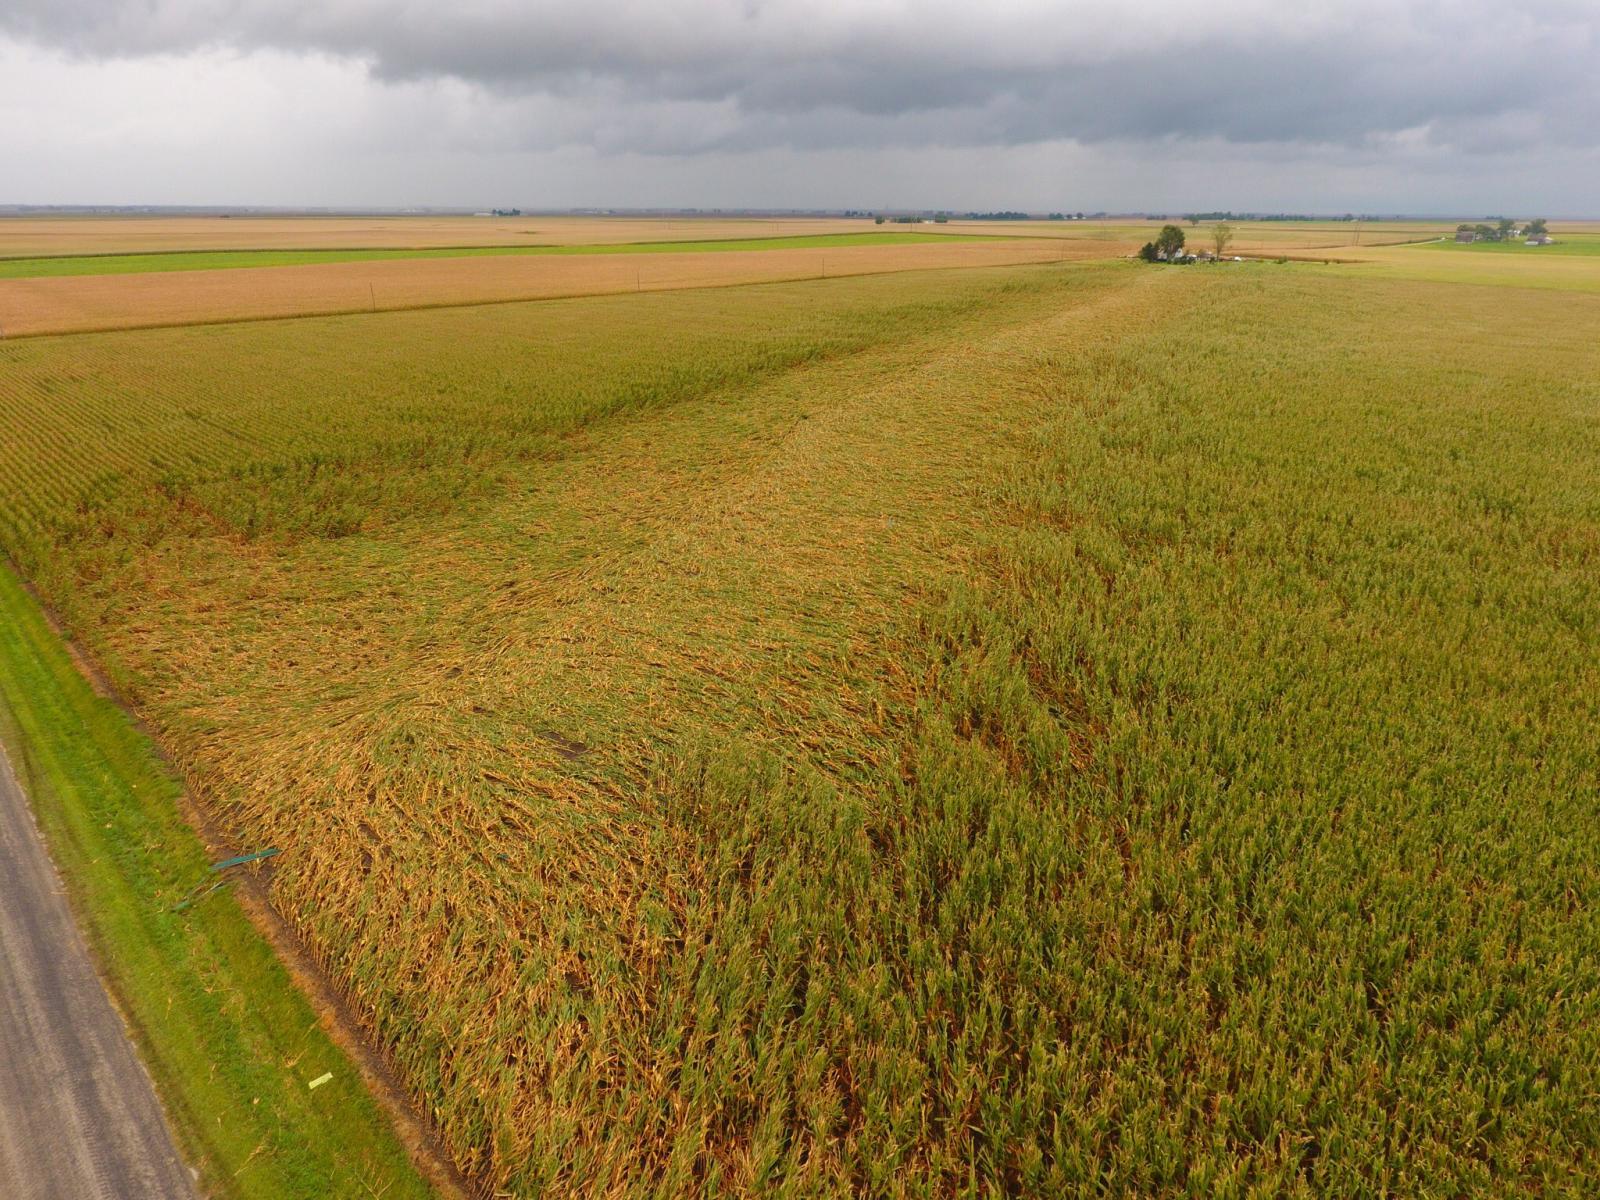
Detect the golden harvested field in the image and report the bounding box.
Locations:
[5,253,1600,1196]
[0,236,1115,336]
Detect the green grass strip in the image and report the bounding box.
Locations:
[0,564,437,1200]
[0,232,1001,278]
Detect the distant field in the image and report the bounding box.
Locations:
[0,214,1071,258]
[0,213,1454,261]
[0,232,999,279]
[0,236,1091,336]
[0,215,884,256]
[1118,220,1450,253]
[1220,225,1442,249]
[1409,233,1600,256]
[5,259,1600,1195]
[1252,238,1600,293]
[0,213,1479,337]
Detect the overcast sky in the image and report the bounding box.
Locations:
[2,0,1596,212]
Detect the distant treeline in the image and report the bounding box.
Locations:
[1179,212,1372,223]
[869,210,1101,223]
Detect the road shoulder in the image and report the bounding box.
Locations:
[0,563,446,1200]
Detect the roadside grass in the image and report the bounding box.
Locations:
[0,231,1001,279]
[4,261,1600,1194]
[0,565,440,1199]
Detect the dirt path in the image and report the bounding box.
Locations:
[0,747,197,1200]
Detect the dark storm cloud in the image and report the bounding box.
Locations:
[4,0,1597,154]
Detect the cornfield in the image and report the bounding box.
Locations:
[3,259,1599,1195]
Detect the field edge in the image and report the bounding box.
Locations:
[0,562,462,1200]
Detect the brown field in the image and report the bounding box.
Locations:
[0,215,881,257]
[0,214,1109,259]
[0,236,1122,336]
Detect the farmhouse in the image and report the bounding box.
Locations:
[1455,229,1476,243]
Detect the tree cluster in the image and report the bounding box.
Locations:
[1139,224,1188,262]
[1457,217,1547,242]
[1139,222,1236,263]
